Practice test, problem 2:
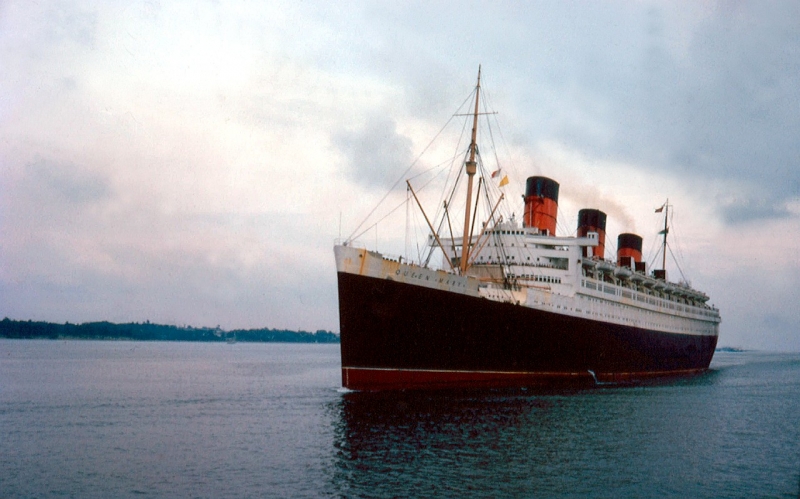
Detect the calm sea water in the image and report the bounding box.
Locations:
[1,340,798,498]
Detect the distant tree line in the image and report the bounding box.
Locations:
[0,318,339,343]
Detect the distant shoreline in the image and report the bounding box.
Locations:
[0,319,750,351]
[0,318,339,344]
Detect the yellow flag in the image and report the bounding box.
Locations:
[498,175,509,187]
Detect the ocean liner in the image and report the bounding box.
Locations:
[334,69,721,390]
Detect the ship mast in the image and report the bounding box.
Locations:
[660,199,669,272]
[460,66,481,274]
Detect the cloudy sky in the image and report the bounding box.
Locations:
[2,1,798,350]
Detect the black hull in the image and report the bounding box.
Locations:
[337,272,718,390]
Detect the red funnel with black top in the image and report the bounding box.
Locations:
[577,209,607,259]
[523,176,559,236]
[617,233,643,268]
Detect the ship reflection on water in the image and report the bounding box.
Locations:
[333,389,557,451]
[326,371,736,498]
[329,389,579,497]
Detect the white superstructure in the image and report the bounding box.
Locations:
[430,218,720,336]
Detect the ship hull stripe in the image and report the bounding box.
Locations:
[342,366,706,391]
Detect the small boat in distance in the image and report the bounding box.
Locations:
[334,68,721,390]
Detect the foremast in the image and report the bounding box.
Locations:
[660,199,669,273]
[460,66,481,274]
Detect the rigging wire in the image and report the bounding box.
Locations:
[346,76,540,276]
[430,91,475,229]
[411,199,425,264]
[643,204,692,282]
[426,148,470,265]
[644,208,665,271]
[479,91,516,224]
[668,208,690,280]
[481,85,524,193]
[606,237,617,261]
[647,245,661,272]
[419,82,516,268]
[645,232,661,271]
[555,209,574,238]
[348,154,456,244]
[405,186,411,261]
[435,149,470,225]
[667,244,688,283]
[345,91,475,244]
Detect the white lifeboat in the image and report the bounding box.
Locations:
[597,260,615,273]
[614,266,632,279]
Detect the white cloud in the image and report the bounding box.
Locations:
[1,0,799,350]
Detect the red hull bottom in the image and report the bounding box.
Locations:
[342,366,708,391]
